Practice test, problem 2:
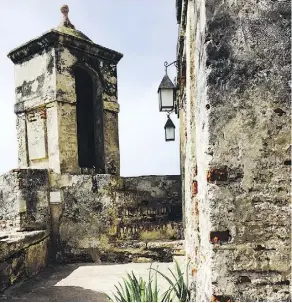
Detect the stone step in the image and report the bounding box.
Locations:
[115,239,184,250]
[98,240,185,264]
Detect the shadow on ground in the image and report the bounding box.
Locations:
[0,264,108,302]
[0,259,185,302]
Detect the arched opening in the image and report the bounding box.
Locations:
[75,66,104,171]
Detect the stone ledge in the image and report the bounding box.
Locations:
[147,240,184,250]
[0,231,49,293]
[8,30,123,64]
[116,240,184,250]
[0,230,49,262]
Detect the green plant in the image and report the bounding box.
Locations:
[107,260,191,302]
[106,265,160,302]
[153,259,191,302]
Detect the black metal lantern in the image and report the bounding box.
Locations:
[164,116,176,141]
[157,74,176,112]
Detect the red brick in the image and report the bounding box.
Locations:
[192,180,198,195]
[207,168,228,182]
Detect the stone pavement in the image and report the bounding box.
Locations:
[0,257,185,302]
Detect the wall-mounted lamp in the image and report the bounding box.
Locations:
[157,75,176,112]
[157,61,178,142]
[164,114,176,141]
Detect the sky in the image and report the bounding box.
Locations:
[0,1,180,177]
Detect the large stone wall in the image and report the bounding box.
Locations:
[0,169,182,291]
[181,0,198,277]
[177,0,291,301]
[50,174,182,263]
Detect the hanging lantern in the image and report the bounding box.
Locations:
[157,74,176,112]
[164,116,176,141]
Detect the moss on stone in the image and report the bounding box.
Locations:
[54,26,91,41]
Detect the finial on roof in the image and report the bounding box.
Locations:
[60,4,75,29]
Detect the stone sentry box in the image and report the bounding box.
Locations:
[8,26,123,175]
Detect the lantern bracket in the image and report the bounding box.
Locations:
[164,60,178,74]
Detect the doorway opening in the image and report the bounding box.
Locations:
[75,66,104,172]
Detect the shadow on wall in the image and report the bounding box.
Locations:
[0,264,108,302]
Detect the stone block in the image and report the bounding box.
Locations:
[0,171,21,232]
[24,237,49,277]
[27,110,47,161]
[0,231,49,262]
[13,169,50,231]
[207,168,228,183]
[192,181,198,196]
[0,253,25,293]
[0,231,49,293]
[132,257,153,263]
[50,191,62,204]
[0,261,11,292]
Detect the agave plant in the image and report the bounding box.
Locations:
[153,259,191,302]
[106,264,160,302]
[107,260,191,302]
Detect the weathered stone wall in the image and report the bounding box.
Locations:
[121,175,182,238]
[0,170,182,272]
[0,230,49,292]
[177,0,291,301]
[13,48,56,169]
[0,170,182,291]
[54,44,121,175]
[0,169,50,232]
[181,0,198,272]
[0,172,20,231]
[13,48,56,107]
[49,174,182,263]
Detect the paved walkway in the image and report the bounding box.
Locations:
[0,258,185,302]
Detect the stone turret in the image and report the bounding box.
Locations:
[8,5,123,175]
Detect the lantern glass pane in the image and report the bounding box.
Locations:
[160,88,174,110]
[158,91,162,110]
[165,126,175,141]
